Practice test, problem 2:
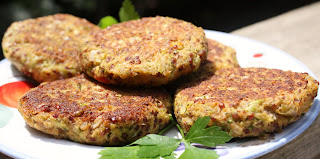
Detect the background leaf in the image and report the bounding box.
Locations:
[98,16,118,28]
[119,0,140,22]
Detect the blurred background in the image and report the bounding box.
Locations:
[0,0,318,60]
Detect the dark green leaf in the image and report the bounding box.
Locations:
[119,0,140,22]
[131,134,181,158]
[185,116,210,140]
[179,143,219,159]
[185,117,232,147]
[98,16,118,28]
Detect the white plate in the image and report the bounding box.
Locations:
[0,30,319,159]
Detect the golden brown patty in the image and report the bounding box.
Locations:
[2,14,100,83]
[80,16,208,87]
[204,39,239,72]
[167,38,239,92]
[174,67,319,138]
[18,74,172,146]
[184,38,239,81]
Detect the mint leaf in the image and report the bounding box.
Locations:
[131,134,181,158]
[179,142,219,159]
[98,16,118,28]
[98,146,140,159]
[119,0,140,22]
[185,116,232,147]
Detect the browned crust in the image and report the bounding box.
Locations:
[18,74,172,145]
[175,67,319,137]
[166,38,240,92]
[80,16,208,86]
[2,14,100,82]
[188,38,240,81]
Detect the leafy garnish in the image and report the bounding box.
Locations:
[184,117,232,147]
[99,116,232,159]
[98,16,119,29]
[131,134,181,158]
[119,0,140,22]
[179,141,219,159]
[97,0,139,28]
[98,146,140,159]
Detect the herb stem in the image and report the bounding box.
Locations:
[175,121,185,139]
[169,115,185,139]
[158,120,175,135]
[181,138,190,147]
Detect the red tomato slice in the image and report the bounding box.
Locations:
[0,81,35,108]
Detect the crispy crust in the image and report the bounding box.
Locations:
[166,38,240,92]
[80,16,208,86]
[174,68,319,137]
[2,14,100,83]
[18,74,172,146]
[205,39,239,71]
[185,38,239,81]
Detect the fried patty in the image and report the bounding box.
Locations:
[18,74,172,146]
[80,16,208,87]
[174,67,319,138]
[166,38,239,92]
[202,39,239,74]
[2,14,100,83]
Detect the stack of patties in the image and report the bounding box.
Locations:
[5,15,208,146]
[3,13,318,146]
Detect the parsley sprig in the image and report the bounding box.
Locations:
[98,116,232,159]
[98,0,140,28]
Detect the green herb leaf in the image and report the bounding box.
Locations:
[185,116,232,147]
[179,142,219,159]
[98,16,119,28]
[163,152,177,159]
[185,116,211,139]
[131,134,181,158]
[119,0,140,22]
[98,146,140,159]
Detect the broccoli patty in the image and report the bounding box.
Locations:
[2,14,100,83]
[174,67,319,138]
[18,74,172,146]
[80,16,208,87]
